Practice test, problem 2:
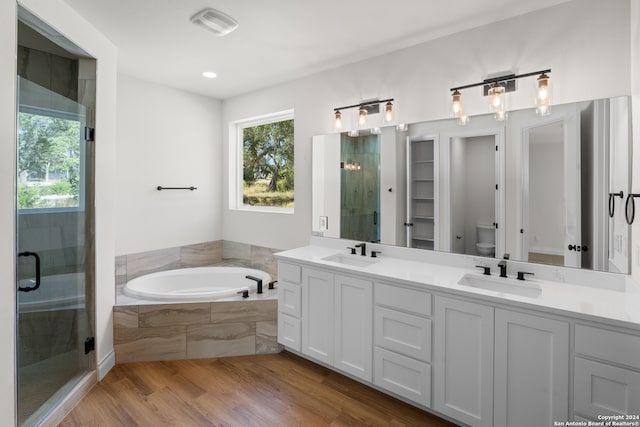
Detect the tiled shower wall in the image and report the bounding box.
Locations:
[115,240,280,285]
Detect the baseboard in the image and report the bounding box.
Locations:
[38,371,97,427]
[98,349,116,380]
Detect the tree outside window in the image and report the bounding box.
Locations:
[17,111,82,209]
[241,118,294,208]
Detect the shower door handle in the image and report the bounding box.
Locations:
[18,251,41,292]
[373,210,378,225]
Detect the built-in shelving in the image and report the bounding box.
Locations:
[406,136,438,250]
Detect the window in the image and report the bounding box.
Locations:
[230,110,294,212]
[17,106,85,211]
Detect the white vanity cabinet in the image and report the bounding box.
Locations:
[277,261,302,351]
[434,296,494,427]
[574,324,640,420]
[276,253,640,427]
[493,309,569,427]
[373,282,432,406]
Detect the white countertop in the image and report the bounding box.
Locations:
[275,245,640,330]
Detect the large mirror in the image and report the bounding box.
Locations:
[312,97,632,273]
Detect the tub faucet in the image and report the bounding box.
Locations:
[355,242,366,256]
[245,275,263,294]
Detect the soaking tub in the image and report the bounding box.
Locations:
[122,267,273,301]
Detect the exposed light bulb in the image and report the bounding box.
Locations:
[535,73,551,116]
[357,107,367,128]
[488,85,505,113]
[384,102,394,123]
[334,110,342,129]
[451,90,462,118]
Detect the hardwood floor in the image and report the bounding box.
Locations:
[61,351,457,426]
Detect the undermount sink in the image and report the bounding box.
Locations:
[321,254,377,267]
[457,273,542,297]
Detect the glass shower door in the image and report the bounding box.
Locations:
[16,76,94,426]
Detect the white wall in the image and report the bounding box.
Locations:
[115,74,222,255]
[222,0,632,251]
[0,0,17,421]
[0,0,118,418]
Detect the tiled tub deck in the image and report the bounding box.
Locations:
[113,298,279,363]
[113,240,281,363]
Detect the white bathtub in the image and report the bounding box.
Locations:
[123,267,273,301]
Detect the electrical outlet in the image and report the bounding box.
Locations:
[319,216,328,230]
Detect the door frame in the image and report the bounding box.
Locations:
[442,127,505,257]
[517,109,579,266]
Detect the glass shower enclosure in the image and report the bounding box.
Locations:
[16,10,95,426]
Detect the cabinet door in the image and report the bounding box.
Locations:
[301,267,334,364]
[334,274,372,381]
[574,357,640,418]
[494,309,569,427]
[434,296,494,427]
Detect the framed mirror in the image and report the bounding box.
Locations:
[312,96,632,274]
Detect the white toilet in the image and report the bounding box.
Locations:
[476,224,495,257]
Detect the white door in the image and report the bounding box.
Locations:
[334,274,372,381]
[434,296,494,427]
[520,109,581,267]
[301,267,334,364]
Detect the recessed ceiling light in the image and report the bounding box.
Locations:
[202,71,218,79]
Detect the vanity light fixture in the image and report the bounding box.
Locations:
[450,69,551,123]
[332,98,395,130]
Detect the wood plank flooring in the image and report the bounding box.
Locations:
[60,351,458,426]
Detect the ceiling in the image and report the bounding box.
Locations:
[62,0,571,100]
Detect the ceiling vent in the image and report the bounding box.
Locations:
[191,8,239,37]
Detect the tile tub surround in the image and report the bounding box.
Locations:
[113,299,280,363]
[115,240,279,285]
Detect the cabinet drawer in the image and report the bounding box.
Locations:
[374,347,431,407]
[574,357,640,417]
[277,313,301,352]
[374,306,431,362]
[278,262,302,284]
[278,281,301,318]
[375,282,431,316]
[575,325,640,370]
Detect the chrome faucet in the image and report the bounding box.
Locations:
[355,242,366,256]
